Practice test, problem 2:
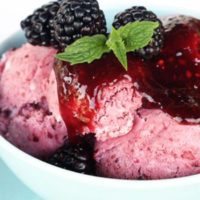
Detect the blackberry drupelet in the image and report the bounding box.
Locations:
[47,134,96,175]
[21,1,61,48]
[53,0,107,49]
[113,6,164,59]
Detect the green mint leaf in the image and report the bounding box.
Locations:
[56,34,110,65]
[118,21,159,52]
[106,27,128,70]
[56,21,159,71]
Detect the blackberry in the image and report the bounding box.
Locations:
[47,134,96,175]
[113,6,164,59]
[53,0,107,49]
[21,1,61,48]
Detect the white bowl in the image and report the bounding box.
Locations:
[0,1,200,199]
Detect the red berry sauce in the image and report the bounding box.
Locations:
[55,54,141,139]
[54,16,200,140]
[141,16,200,123]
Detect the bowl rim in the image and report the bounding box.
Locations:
[1,0,200,189]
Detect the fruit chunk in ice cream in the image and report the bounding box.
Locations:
[54,15,200,179]
[0,44,67,158]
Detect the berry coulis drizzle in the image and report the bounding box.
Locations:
[55,17,200,140]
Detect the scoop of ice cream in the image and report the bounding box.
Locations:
[54,15,200,179]
[95,109,200,179]
[55,54,144,141]
[0,44,67,158]
[94,16,200,179]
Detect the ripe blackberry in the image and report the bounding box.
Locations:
[113,6,164,59]
[53,0,107,49]
[47,134,96,175]
[21,1,61,48]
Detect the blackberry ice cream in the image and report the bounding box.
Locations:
[55,15,200,179]
[1,0,200,179]
[0,44,67,158]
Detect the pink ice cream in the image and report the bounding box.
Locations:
[95,105,200,179]
[1,15,200,180]
[86,73,200,179]
[55,15,200,179]
[0,44,67,158]
[93,16,200,179]
[56,51,200,179]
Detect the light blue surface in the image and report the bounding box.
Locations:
[0,159,41,200]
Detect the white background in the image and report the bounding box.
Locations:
[0,0,197,41]
[0,0,108,40]
[0,0,48,40]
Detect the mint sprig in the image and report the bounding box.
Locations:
[56,21,159,70]
[56,35,110,65]
[106,27,128,70]
[118,21,159,52]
